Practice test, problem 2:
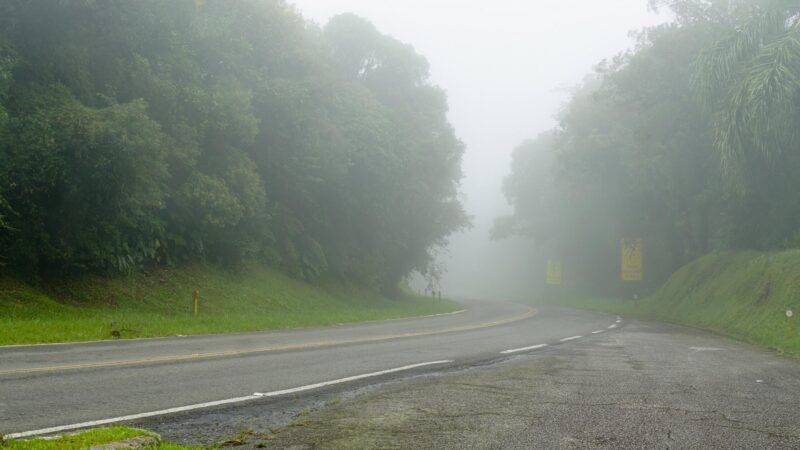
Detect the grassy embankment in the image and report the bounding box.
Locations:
[540,251,800,356]
[0,426,194,449]
[0,265,459,345]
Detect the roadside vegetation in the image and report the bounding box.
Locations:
[539,250,800,356]
[497,1,800,297]
[0,1,466,342]
[0,1,466,303]
[0,426,196,450]
[0,265,458,345]
[495,1,800,355]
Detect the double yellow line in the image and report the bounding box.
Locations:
[1,306,536,376]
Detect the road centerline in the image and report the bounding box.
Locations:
[559,336,582,342]
[0,307,536,376]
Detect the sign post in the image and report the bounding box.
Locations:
[787,310,794,338]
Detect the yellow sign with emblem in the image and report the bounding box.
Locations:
[621,239,642,281]
[546,260,562,286]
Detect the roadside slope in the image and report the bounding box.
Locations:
[551,250,800,355]
[0,265,458,345]
[642,250,800,354]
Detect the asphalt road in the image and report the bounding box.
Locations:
[263,320,800,449]
[0,299,619,438]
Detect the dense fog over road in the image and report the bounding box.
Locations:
[292,0,667,299]
[5,2,800,447]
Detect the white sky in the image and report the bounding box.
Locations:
[290,0,669,298]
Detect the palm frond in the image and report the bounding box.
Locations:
[692,8,787,108]
[714,24,800,169]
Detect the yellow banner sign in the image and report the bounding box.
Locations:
[546,260,562,286]
[621,239,642,281]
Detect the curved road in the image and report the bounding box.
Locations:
[0,300,622,437]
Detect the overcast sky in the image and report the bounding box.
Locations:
[290,0,669,297]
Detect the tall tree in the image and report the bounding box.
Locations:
[690,0,800,247]
[693,0,800,174]
[0,1,467,293]
[498,20,722,294]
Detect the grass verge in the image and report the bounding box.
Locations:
[537,250,800,356]
[0,264,459,345]
[0,426,196,449]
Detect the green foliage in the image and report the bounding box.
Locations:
[1,85,167,274]
[0,41,15,240]
[0,426,197,449]
[501,1,800,296]
[499,21,720,295]
[0,265,460,345]
[693,1,800,174]
[690,1,800,247]
[0,1,467,290]
[541,250,800,357]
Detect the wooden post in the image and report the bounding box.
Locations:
[192,289,200,317]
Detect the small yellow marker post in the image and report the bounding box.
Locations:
[192,289,200,317]
[787,310,794,338]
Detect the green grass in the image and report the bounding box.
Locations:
[0,426,198,449]
[537,250,800,356]
[0,264,460,345]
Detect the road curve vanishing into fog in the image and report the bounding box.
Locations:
[0,299,622,437]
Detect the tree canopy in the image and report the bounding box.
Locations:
[0,0,468,293]
[499,0,800,295]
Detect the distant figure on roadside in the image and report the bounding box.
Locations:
[437,290,442,301]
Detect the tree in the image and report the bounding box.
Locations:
[692,0,800,175]
[323,14,469,293]
[498,20,722,294]
[690,0,800,247]
[0,1,467,293]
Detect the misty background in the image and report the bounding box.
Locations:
[291,0,668,299]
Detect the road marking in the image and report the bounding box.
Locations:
[591,330,604,334]
[500,344,548,354]
[560,336,582,342]
[608,324,617,329]
[5,360,453,439]
[0,307,536,376]
[334,309,466,326]
[254,360,453,397]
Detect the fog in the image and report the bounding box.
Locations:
[291,0,668,299]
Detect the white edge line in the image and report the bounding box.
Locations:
[591,330,604,334]
[500,344,548,354]
[254,360,452,397]
[559,335,582,342]
[608,324,618,329]
[6,360,453,440]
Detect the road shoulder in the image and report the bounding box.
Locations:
[260,320,800,449]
